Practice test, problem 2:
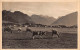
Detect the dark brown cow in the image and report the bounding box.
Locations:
[52,30,59,37]
[4,27,12,33]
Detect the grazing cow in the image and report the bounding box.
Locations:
[17,27,22,32]
[4,27,12,33]
[52,30,59,37]
[26,29,46,39]
[26,28,32,32]
[32,31,46,39]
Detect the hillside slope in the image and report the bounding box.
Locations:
[52,12,78,26]
[31,14,56,25]
[2,10,34,24]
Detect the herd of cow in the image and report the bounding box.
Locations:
[3,26,59,39]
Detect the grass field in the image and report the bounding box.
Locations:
[2,27,77,49]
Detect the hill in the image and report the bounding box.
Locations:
[2,10,34,24]
[52,12,78,26]
[31,14,56,25]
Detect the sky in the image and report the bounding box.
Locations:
[2,2,77,19]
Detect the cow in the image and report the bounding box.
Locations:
[52,29,59,37]
[26,28,46,39]
[4,27,12,33]
[17,27,22,32]
[26,28,32,32]
[32,31,47,39]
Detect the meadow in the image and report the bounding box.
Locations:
[2,27,77,49]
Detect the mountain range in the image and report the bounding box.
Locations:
[2,10,56,25]
[2,10,77,26]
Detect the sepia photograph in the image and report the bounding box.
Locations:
[2,2,78,49]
